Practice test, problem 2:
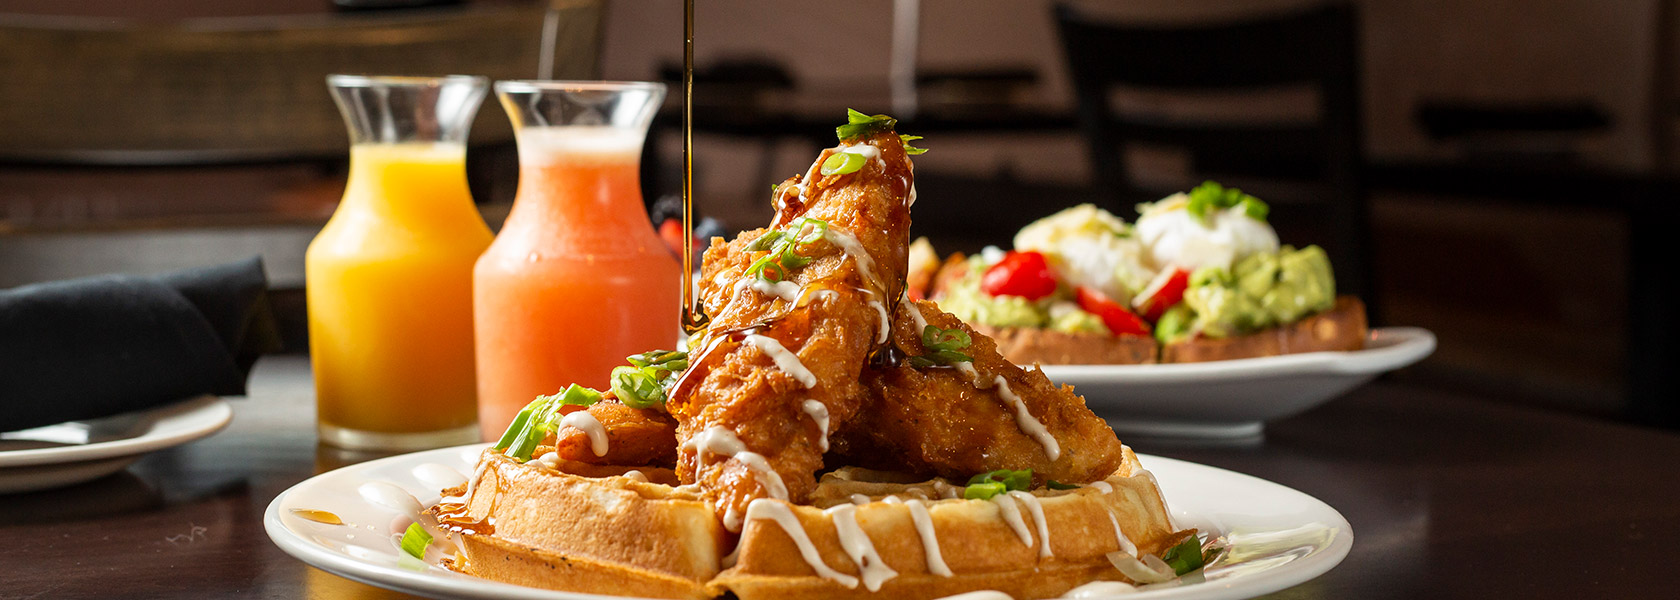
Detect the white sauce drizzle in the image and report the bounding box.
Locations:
[724,504,743,532]
[1064,581,1138,597]
[801,399,831,452]
[850,493,873,505]
[837,142,886,169]
[1106,509,1139,556]
[622,470,649,483]
[462,460,491,501]
[738,277,802,302]
[902,294,931,332]
[558,411,609,457]
[931,480,964,499]
[990,493,1033,547]
[867,299,890,343]
[935,591,1013,600]
[908,183,918,207]
[1007,490,1054,558]
[357,482,422,521]
[824,503,899,591]
[682,423,786,507]
[992,376,1061,461]
[685,426,790,502]
[746,334,816,388]
[905,498,953,577]
[534,452,560,469]
[746,499,860,588]
[1090,481,1114,494]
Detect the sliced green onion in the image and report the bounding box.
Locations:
[553,383,603,407]
[836,109,897,140]
[1161,535,1206,575]
[492,398,544,453]
[900,134,928,155]
[1047,480,1080,490]
[820,151,866,176]
[964,481,1007,500]
[612,366,667,410]
[968,468,1033,492]
[745,230,785,252]
[921,325,972,352]
[1240,196,1269,221]
[400,522,433,559]
[792,218,829,244]
[1185,181,1266,225]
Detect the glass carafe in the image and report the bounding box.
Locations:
[308,75,493,450]
[474,81,679,440]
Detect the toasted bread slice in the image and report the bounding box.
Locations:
[441,448,1189,600]
[1161,295,1367,363]
[973,324,1158,365]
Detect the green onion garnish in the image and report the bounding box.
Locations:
[968,468,1033,492]
[549,383,602,407]
[492,398,545,454]
[821,151,867,176]
[744,217,830,283]
[900,134,928,155]
[964,481,1007,500]
[612,366,667,409]
[399,522,433,560]
[1185,181,1268,225]
[836,108,897,140]
[1161,535,1206,575]
[1047,480,1080,490]
[907,325,974,367]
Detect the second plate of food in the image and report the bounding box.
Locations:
[1043,327,1435,438]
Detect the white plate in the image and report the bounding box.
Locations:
[266,444,1352,600]
[0,395,232,494]
[1042,327,1436,438]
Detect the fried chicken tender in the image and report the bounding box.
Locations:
[831,298,1127,485]
[668,127,915,529]
[550,397,679,468]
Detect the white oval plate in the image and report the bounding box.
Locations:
[1042,327,1436,438]
[265,444,1352,600]
[0,395,232,494]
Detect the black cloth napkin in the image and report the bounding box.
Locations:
[1,257,280,432]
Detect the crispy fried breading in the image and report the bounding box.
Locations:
[551,398,680,468]
[668,128,916,528]
[832,299,1127,485]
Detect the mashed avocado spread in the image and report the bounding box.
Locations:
[1155,245,1336,343]
[939,257,1108,334]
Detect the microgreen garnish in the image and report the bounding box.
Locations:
[612,350,688,409]
[908,324,974,367]
[965,468,1033,499]
[900,134,928,155]
[1161,535,1207,575]
[744,217,829,283]
[400,522,433,560]
[1185,181,1268,224]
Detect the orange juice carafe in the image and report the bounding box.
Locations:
[307,75,492,450]
[474,81,680,440]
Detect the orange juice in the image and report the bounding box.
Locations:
[474,128,680,439]
[307,143,492,446]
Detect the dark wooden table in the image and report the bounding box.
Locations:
[3,356,1676,599]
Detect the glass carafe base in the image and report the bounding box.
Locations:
[317,422,480,451]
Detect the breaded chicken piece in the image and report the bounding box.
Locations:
[550,397,679,468]
[669,126,915,529]
[832,298,1127,485]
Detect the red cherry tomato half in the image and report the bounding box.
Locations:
[1076,286,1151,337]
[1134,267,1190,322]
[658,219,686,255]
[980,251,1060,300]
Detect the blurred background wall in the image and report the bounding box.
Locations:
[0,0,1668,424]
